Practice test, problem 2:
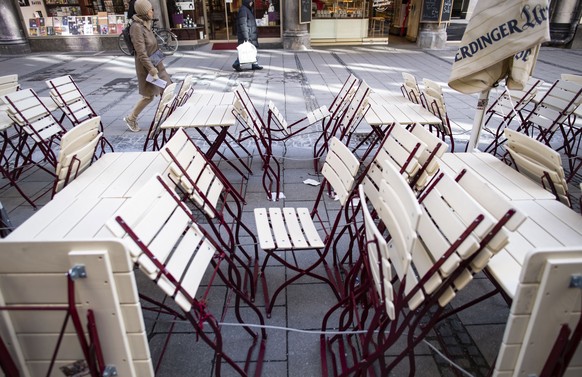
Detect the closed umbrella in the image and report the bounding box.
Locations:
[448,0,551,151]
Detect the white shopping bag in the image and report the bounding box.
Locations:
[237,42,257,64]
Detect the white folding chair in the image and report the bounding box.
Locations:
[161,128,260,299]
[505,128,571,207]
[493,247,582,377]
[477,78,543,156]
[46,75,113,154]
[233,84,282,200]
[400,72,424,105]
[174,74,194,107]
[142,82,178,151]
[53,116,103,196]
[254,137,360,317]
[1,88,66,206]
[422,78,456,152]
[518,79,582,177]
[322,167,519,375]
[106,174,267,376]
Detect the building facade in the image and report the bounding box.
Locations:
[1,0,580,53]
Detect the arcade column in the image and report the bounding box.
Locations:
[283,0,310,50]
[0,0,31,54]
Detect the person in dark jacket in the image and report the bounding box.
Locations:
[127,0,136,20]
[232,0,263,72]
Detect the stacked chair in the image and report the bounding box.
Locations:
[142,82,178,151]
[159,128,260,299]
[313,74,361,170]
[321,158,524,375]
[332,122,448,278]
[400,72,424,105]
[232,84,283,200]
[106,174,267,376]
[46,75,114,154]
[422,78,456,152]
[479,78,544,156]
[516,79,582,179]
[52,116,103,196]
[504,128,572,207]
[1,88,103,207]
[253,137,361,317]
[2,88,68,206]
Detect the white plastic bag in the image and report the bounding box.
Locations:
[237,41,257,64]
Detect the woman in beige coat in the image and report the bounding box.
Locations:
[123,0,171,132]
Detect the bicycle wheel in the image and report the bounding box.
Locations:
[156,30,179,55]
[118,33,132,56]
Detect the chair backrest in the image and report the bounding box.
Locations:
[362,123,427,198]
[525,79,582,133]
[409,171,504,309]
[233,84,266,139]
[561,73,582,84]
[175,74,194,106]
[161,128,228,218]
[422,78,449,127]
[401,72,422,104]
[46,75,96,125]
[0,74,20,96]
[335,80,371,138]
[453,168,526,273]
[504,128,570,206]
[359,164,422,319]
[2,88,65,165]
[493,247,582,377]
[106,175,219,313]
[508,77,543,112]
[147,82,177,139]
[53,116,102,194]
[328,73,361,117]
[407,123,448,189]
[322,137,361,205]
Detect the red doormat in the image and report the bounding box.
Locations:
[211,42,238,50]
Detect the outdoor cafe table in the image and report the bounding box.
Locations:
[160,92,236,159]
[364,92,443,127]
[438,152,582,299]
[5,151,170,241]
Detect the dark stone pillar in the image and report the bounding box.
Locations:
[282,0,310,50]
[0,0,31,54]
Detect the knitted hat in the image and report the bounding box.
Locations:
[134,0,153,16]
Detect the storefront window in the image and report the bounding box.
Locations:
[19,0,127,37]
[312,0,368,19]
[254,0,280,38]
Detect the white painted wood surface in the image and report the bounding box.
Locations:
[0,240,153,377]
[438,152,582,298]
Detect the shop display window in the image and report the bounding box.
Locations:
[312,0,368,19]
[27,14,126,36]
[19,0,127,37]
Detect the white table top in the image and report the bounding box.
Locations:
[186,92,235,106]
[365,92,442,126]
[6,151,171,241]
[438,152,582,298]
[161,103,235,129]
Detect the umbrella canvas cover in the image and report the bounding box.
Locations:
[448,0,551,150]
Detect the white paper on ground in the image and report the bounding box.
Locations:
[303,179,321,186]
